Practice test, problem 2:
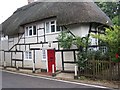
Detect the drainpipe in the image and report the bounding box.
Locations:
[0,31,2,67]
[32,50,35,73]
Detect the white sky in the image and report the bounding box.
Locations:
[0,0,28,24]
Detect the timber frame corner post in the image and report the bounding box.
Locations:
[3,51,6,69]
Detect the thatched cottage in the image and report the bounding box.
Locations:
[1,2,112,73]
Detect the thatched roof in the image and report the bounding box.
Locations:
[0,24,2,32]
[2,2,113,36]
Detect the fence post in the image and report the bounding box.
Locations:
[74,65,78,79]
[92,56,95,80]
[52,64,56,77]
[16,62,19,71]
[109,57,112,81]
[118,62,120,89]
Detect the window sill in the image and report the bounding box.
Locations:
[25,35,37,38]
[41,59,46,62]
[45,31,61,35]
[24,59,32,61]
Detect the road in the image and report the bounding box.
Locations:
[2,71,112,90]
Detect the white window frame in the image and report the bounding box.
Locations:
[24,51,33,60]
[45,20,59,34]
[41,49,47,61]
[25,25,37,37]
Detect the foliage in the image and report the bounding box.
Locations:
[91,25,120,62]
[73,36,90,49]
[74,36,90,71]
[96,2,119,25]
[77,50,88,70]
[57,31,90,70]
[96,2,119,19]
[112,16,119,25]
[57,31,74,49]
[87,49,109,60]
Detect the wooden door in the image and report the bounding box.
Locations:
[47,49,56,73]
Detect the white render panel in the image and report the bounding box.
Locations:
[64,63,76,71]
[25,37,37,43]
[38,37,44,43]
[68,23,89,37]
[64,52,74,61]
[4,52,11,66]
[37,23,44,36]
[19,38,25,44]
[1,40,8,51]
[45,33,60,42]
[56,52,62,70]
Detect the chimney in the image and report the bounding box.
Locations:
[28,0,35,4]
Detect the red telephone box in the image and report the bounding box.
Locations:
[47,49,56,73]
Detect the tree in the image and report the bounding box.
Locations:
[57,31,74,49]
[91,25,120,62]
[57,31,90,70]
[96,2,119,25]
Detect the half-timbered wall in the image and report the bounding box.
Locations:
[1,18,99,71]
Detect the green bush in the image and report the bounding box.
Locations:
[57,31,74,49]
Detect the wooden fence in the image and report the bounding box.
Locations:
[78,58,120,81]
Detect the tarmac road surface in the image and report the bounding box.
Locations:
[2,71,113,90]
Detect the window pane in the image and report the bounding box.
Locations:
[51,25,55,32]
[46,22,50,33]
[33,26,36,35]
[57,26,61,31]
[25,52,28,59]
[42,50,46,60]
[29,29,32,36]
[29,52,32,59]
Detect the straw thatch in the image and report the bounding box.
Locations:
[2,2,113,35]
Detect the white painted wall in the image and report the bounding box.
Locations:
[1,19,95,71]
[0,36,10,66]
[66,23,89,37]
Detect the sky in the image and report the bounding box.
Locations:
[0,0,28,24]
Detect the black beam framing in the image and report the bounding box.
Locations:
[43,23,46,42]
[73,51,76,62]
[61,51,64,71]
[56,49,79,71]
[22,51,24,67]
[11,52,12,67]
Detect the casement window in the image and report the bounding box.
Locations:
[24,51,32,60]
[42,49,47,61]
[25,25,37,36]
[45,20,61,34]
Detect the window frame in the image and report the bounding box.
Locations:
[24,51,33,60]
[41,49,47,61]
[25,25,37,37]
[45,20,61,34]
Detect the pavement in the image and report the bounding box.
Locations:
[0,67,119,89]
